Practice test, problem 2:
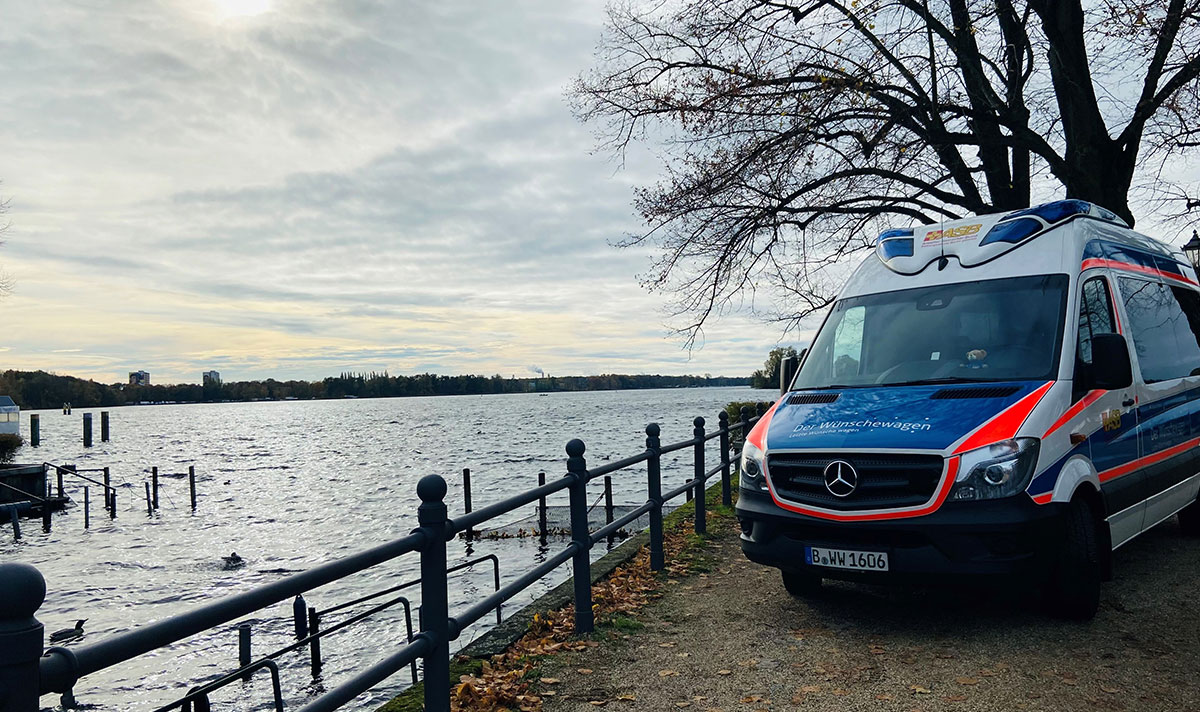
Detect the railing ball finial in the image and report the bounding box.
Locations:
[718,410,729,424]
[566,438,586,458]
[645,422,660,438]
[0,562,46,619]
[693,416,706,429]
[416,475,447,503]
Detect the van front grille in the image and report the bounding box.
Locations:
[766,452,944,511]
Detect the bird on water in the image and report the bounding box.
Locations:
[222,552,245,570]
[49,620,86,643]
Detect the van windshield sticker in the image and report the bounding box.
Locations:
[923,224,981,243]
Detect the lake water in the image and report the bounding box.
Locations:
[3,386,761,712]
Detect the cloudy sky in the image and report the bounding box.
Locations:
[0,0,793,385]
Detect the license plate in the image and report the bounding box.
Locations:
[805,546,889,572]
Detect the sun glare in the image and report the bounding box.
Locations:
[210,0,272,20]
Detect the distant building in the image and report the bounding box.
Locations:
[129,370,151,386]
[202,370,222,387]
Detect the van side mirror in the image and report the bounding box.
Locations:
[1090,333,1133,390]
[780,355,799,394]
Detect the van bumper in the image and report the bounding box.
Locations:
[736,488,1067,586]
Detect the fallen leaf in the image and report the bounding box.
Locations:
[578,668,594,675]
[956,677,979,686]
[944,694,967,702]
[832,688,849,695]
[801,685,821,693]
[660,669,679,677]
[1100,685,1120,694]
[674,703,691,708]
[911,685,932,694]
[540,678,560,685]
[875,694,895,701]
[589,701,607,707]
[660,642,677,648]
[716,669,732,676]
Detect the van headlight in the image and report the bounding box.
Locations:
[740,441,768,490]
[949,438,1040,501]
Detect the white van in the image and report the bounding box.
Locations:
[736,200,1200,620]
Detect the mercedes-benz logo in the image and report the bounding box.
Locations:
[823,460,858,497]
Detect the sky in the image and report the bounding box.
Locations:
[0,0,795,385]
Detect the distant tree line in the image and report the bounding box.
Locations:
[0,370,751,410]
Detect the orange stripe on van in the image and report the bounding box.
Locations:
[952,381,1054,455]
[1043,389,1106,439]
[1081,258,1198,287]
[745,400,779,451]
[763,457,960,522]
[1098,436,1200,483]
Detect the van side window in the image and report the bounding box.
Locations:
[1074,276,1115,401]
[1077,277,1115,366]
[1118,276,1200,382]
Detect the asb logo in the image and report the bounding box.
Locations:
[923,223,982,242]
[823,460,858,497]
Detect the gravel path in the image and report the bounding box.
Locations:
[539,516,1200,711]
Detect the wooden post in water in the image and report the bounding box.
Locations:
[151,467,159,509]
[82,413,92,447]
[83,487,89,530]
[103,467,111,511]
[189,466,197,510]
[109,491,117,520]
[100,411,109,442]
[537,472,548,540]
[238,623,252,680]
[42,501,51,533]
[29,414,39,447]
[9,505,20,540]
[462,467,473,539]
[604,475,614,524]
[293,595,307,639]
[144,482,152,516]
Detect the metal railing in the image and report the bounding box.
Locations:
[0,405,764,712]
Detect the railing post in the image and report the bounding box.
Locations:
[718,411,732,507]
[83,487,89,530]
[739,406,752,450]
[693,417,706,535]
[307,607,322,678]
[645,424,664,572]
[151,467,159,510]
[0,562,47,712]
[417,475,450,712]
[566,439,593,633]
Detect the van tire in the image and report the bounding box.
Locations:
[1178,499,1200,536]
[1045,498,1101,621]
[781,570,822,597]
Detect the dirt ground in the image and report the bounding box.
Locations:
[539,516,1200,712]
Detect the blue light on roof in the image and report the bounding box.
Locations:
[1005,199,1092,224]
[878,237,915,259]
[980,217,1043,246]
[877,228,914,241]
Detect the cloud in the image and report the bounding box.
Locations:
[0,0,796,384]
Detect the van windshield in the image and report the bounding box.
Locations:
[793,274,1069,389]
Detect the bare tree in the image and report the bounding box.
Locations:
[572,0,1200,338]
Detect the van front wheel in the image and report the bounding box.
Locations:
[1044,498,1101,621]
[781,570,822,598]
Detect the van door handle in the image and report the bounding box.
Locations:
[1122,398,1135,407]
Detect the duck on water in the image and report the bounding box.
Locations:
[49,619,86,643]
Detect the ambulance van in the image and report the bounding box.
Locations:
[736,200,1200,619]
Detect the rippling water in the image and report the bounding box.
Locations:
[3,386,760,711]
